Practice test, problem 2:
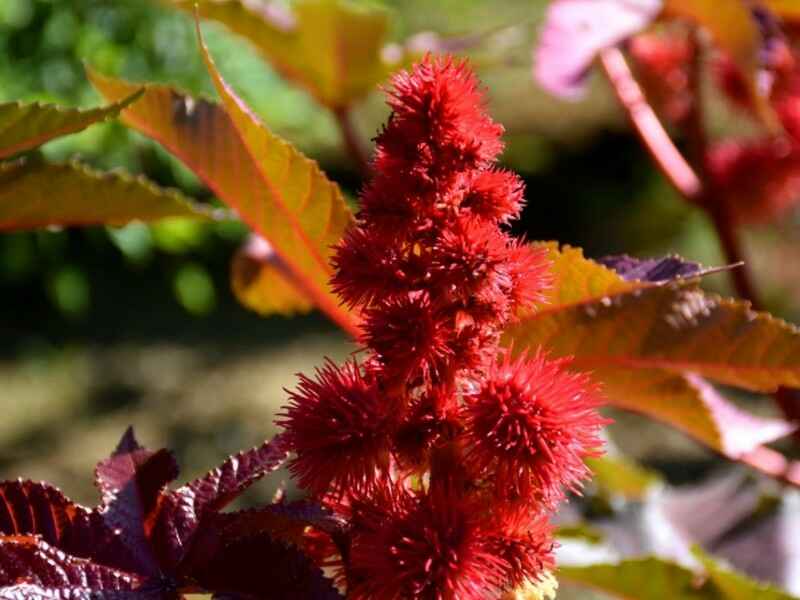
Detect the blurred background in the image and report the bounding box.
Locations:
[1,0,799,575]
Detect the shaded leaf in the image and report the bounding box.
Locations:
[0,159,211,232]
[192,535,343,600]
[533,0,662,99]
[0,535,143,591]
[231,234,313,316]
[172,0,393,108]
[663,0,777,128]
[208,500,344,548]
[95,428,179,577]
[88,65,357,334]
[0,92,142,160]
[153,435,289,569]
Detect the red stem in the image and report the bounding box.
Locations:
[599,48,702,201]
[600,43,800,476]
[334,107,371,178]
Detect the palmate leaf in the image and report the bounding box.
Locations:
[168,0,393,109]
[0,91,141,160]
[0,159,211,232]
[0,428,340,598]
[88,54,357,333]
[505,244,799,459]
[0,536,144,593]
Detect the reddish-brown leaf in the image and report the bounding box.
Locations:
[191,534,343,600]
[95,428,179,576]
[0,535,143,591]
[152,435,289,569]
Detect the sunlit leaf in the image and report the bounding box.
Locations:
[507,245,799,458]
[231,234,314,316]
[0,159,211,232]
[0,91,142,160]
[88,62,357,334]
[170,0,393,108]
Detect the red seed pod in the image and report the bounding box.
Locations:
[463,350,607,508]
[278,360,394,496]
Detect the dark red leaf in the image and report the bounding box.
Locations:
[152,435,289,570]
[0,535,142,590]
[192,534,343,600]
[0,481,143,575]
[95,428,179,576]
[0,585,172,599]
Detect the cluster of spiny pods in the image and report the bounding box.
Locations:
[279,55,607,599]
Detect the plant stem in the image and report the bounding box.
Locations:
[334,107,371,178]
[601,42,800,450]
[599,48,702,201]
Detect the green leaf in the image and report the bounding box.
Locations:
[231,234,314,317]
[586,454,662,500]
[505,245,798,458]
[0,91,142,160]
[696,548,798,600]
[0,158,211,231]
[560,557,711,600]
[88,46,357,332]
[662,0,777,128]
[170,0,394,108]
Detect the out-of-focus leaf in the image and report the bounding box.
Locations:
[533,0,662,99]
[587,454,662,500]
[561,552,800,599]
[507,245,799,458]
[696,547,798,600]
[663,0,776,128]
[764,0,800,19]
[560,556,712,599]
[171,0,393,108]
[0,585,167,600]
[231,234,313,316]
[0,159,211,232]
[88,62,357,334]
[0,91,142,160]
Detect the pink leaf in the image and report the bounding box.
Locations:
[534,0,662,99]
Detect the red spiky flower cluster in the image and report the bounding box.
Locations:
[279,55,607,599]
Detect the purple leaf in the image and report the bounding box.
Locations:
[192,535,343,600]
[0,480,143,575]
[95,428,179,576]
[596,254,706,282]
[534,0,662,98]
[0,535,143,590]
[152,435,290,570]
